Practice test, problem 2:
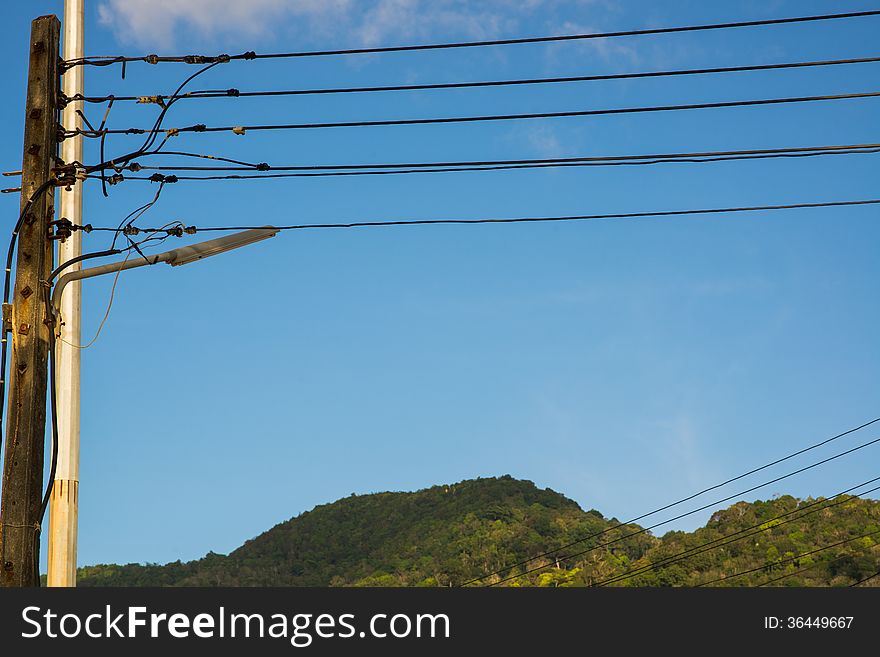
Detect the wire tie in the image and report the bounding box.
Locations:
[184,226,197,235]
[166,128,180,138]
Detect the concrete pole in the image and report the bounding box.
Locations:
[47,0,84,587]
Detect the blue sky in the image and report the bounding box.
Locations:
[1,0,878,569]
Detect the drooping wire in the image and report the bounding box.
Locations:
[102,146,880,181]
[80,91,880,138]
[79,199,880,235]
[113,143,880,173]
[61,10,880,67]
[68,56,880,105]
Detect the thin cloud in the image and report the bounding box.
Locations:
[97,0,613,51]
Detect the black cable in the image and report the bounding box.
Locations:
[0,179,59,478]
[462,416,880,586]
[696,528,880,587]
[82,62,226,178]
[62,10,880,67]
[850,568,880,586]
[48,249,123,282]
[759,552,867,587]
[484,434,880,586]
[85,199,880,235]
[70,56,880,104]
[86,91,880,137]
[593,480,880,587]
[107,146,880,180]
[119,142,880,172]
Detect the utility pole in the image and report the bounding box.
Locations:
[48,0,84,588]
[0,15,61,587]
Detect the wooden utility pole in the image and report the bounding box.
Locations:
[0,14,60,587]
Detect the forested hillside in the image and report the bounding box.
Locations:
[76,476,879,587]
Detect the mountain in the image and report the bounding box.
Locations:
[76,476,880,587]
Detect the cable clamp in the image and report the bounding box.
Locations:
[128,162,142,173]
[137,95,166,106]
[145,54,160,65]
[184,226,197,235]
[125,128,146,135]
[232,126,246,136]
[166,127,180,138]
[226,88,240,97]
[256,163,270,171]
[183,55,208,64]
[107,173,125,186]
[241,51,257,60]
[166,226,184,237]
[122,225,140,236]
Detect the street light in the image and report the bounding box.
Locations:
[46,226,277,584]
[51,227,278,315]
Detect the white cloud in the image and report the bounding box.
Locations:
[97,0,612,50]
[97,0,354,50]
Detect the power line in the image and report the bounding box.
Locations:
[111,142,880,172]
[62,10,880,67]
[101,145,880,181]
[81,91,880,138]
[76,199,880,235]
[850,568,880,586]
[696,528,880,587]
[460,416,880,586]
[593,480,880,587]
[483,434,880,586]
[70,56,880,104]
[759,550,876,587]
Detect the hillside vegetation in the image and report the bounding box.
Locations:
[77,476,880,587]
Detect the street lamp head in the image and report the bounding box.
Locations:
[165,227,279,266]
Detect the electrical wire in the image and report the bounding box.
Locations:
[481,434,880,586]
[850,568,880,586]
[759,549,877,587]
[80,199,880,235]
[116,142,880,173]
[82,91,880,138]
[62,10,880,67]
[593,480,880,587]
[103,146,880,181]
[461,416,880,586]
[0,179,59,498]
[69,56,880,104]
[695,528,880,587]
